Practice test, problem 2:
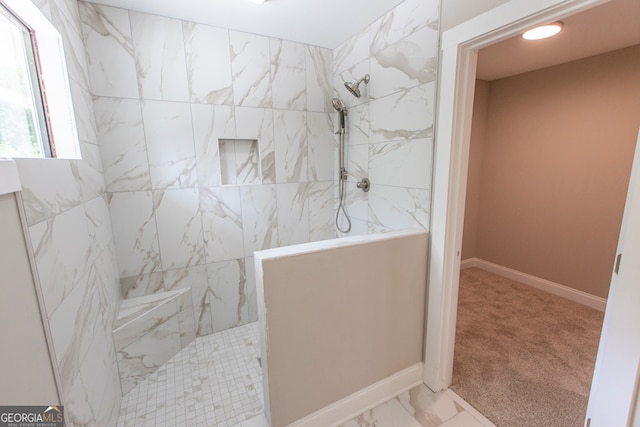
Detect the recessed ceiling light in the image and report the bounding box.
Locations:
[522,22,564,40]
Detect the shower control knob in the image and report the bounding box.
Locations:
[356,178,371,192]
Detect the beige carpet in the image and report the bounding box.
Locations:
[450,268,604,427]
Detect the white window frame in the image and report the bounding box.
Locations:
[1,0,80,159]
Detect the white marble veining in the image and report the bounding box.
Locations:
[333,27,370,75]
[94,97,151,192]
[240,185,278,257]
[154,188,205,270]
[183,22,233,105]
[108,191,161,279]
[274,110,308,183]
[308,181,336,242]
[70,81,97,144]
[16,158,81,226]
[307,111,334,181]
[244,256,258,323]
[121,272,164,299]
[83,194,113,255]
[397,385,463,426]
[64,317,121,426]
[192,103,236,188]
[219,138,260,185]
[345,102,371,146]
[50,0,89,89]
[369,139,433,190]
[230,31,272,108]
[368,186,430,230]
[236,139,261,184]
[345,143,369,183]
[142,100,197,189]
[201,186,245,263]
[76,141,106,201]
[369,25,439,100]
[344,181,370,223]
[190,264,214,337]
[114,300,182,394]
[115,289,189,329]
[176,290,197,347]
[235,107,276,184]
[79,3,138,98]
[339,384,495,427]
[28,204,92,315]
[277,182,310,246]
[130,12,190,102]
[369,82,435,144]
[270,39,306,110]
[113,288,197,394]
[340,399,422,427]
[48,266,101,391]
[206,259,248,333]
[370,0,440,52]
[306,45,333,113]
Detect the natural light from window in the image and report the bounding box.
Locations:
[0,6,51,158]
[0,0,80,160]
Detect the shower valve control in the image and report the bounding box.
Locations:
[356,178,371,192]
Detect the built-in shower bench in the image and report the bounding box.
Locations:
[112,288,196,394]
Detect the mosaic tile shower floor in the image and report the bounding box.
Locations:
[117,322,263,427]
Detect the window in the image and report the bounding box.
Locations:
[0,4,51,158]
[0,0,80,159]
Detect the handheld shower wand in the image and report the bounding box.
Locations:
[332,98,351,233]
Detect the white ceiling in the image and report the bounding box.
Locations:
[83,0,405,49]
[476,0,640,81]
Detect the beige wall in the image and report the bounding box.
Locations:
[256,231,427,426]
[0,193,59,405]
[463,45,640,298]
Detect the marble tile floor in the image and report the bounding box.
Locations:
[118,320,494,427]
[117,322,263,427]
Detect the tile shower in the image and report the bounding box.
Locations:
[81,2,337,339]
[12,0,440,424]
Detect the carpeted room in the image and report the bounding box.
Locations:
[453,32,640,426]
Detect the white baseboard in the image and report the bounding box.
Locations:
[460,258,480,270]
[461,257,607,312]
[288,363,423,427]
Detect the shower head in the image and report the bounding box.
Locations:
[344,74,370,98]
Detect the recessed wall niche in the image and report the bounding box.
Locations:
[218,138,262,185]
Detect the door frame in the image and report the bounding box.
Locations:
[423,0,610,391]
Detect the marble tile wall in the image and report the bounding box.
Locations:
[16,0,123,425]
[112,289,195,394]
[79,2,336,338]
[332,0,439,235]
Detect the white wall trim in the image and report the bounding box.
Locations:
[461,257,607,312]
[460,258,479,270]
[288,363,423,427]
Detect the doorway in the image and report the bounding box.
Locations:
[424,0,639,394]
